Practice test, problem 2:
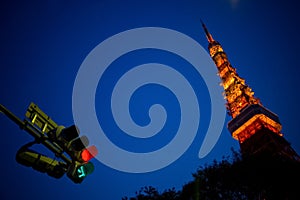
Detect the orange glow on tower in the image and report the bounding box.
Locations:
[201,22,261,119]
[201,21,300,160]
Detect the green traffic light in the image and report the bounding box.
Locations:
[77,166,86,178]
[76,162,95,178]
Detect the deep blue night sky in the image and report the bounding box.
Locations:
[1,0,300,199]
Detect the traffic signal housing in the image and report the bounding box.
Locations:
[16,149,67,179]
[48,124,98,183]
[1,102,98,184]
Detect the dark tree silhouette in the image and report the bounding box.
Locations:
[122,186,181,200]
[123,148,300,200]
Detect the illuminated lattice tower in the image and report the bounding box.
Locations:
[202,22,300,161]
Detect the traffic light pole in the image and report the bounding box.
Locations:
[0,104,72,165]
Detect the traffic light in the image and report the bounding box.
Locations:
[1,102,98,183]
[48,124,98,183]
[48,125,96,161]
[16,149,67,179]
[66,161,95,184]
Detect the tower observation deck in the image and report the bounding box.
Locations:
[201,22,300,161]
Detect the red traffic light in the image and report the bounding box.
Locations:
[80,145,98,162]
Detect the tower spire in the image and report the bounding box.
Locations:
[201,22,261,118]
[201,20,214,43]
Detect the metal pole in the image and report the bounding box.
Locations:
[0,104,24,128]
[0,104,72,165]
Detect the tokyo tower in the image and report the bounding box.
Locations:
[201,21,300,161]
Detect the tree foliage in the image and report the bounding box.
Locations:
[123,148,300,199]
[122,186,181,200]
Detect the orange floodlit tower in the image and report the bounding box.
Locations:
[202,22,300,160]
